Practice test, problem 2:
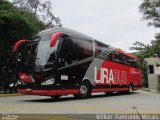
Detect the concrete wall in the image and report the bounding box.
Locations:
[144,57,160,91]
[145,57,160,65]
[148,74,159,91]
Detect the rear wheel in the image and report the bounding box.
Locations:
[105,92,113,95]
[51,95,61,99]
[74,82,91,99]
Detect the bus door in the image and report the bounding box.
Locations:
[56,36,77,89]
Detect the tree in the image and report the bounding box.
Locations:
[131,0,160,88]
[138,0,160,57]
[131,0,160,59]
[12,0,62,28]
[0,0,45,57]
[139,0,160,28]
[0,0,62,93]
[130,33,160,60]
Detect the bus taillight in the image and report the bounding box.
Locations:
[50,32,62,47]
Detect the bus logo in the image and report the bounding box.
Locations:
[94,66,127,85]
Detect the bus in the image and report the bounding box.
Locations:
[13,27,142,99]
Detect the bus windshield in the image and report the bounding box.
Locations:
[23,34,59,71]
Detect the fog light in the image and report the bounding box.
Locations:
[41,78,55,85]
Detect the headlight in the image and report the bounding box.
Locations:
[17,80,27,85]
[41,78,55,86]
[17,80,22,85]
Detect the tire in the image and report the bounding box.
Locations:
[74,82,91,99]
[128,84,133,94]
[51,95,61,99]
[105,92,113,95]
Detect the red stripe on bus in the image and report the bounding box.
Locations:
[17,89,80,96]
[92,88,128,93]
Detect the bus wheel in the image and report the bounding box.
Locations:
[128,84,133,94]
[51,95,61,99]
[74,82,91,99]
[105,92,113,96]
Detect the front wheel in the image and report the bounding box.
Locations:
[74,82,91,99]
[105,92,113,96]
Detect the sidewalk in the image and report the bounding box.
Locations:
[141,88,160,94]
[0,93,22,97]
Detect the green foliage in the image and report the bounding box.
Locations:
[0,0,46,57]
[139,0,160,28]
[130,34,160,60]
[12,0,62,27]
[131,0,160,60]
[130,41,151,60]
[131,0,160,88]
[151,33,160,55]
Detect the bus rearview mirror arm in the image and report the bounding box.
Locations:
[50,32,69,47]
[12,39,26,52]
[50,32,62,47]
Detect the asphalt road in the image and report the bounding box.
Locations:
[0,89,160,115]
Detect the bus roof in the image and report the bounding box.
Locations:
[38,27,139,61]
[38,27,92,40]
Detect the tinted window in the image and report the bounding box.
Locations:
[105,52,112,61]
[73,37,93,61]
[113,52,124,64]
[111,52,140,68]
[95,41,110,56]
[57,37,73,67]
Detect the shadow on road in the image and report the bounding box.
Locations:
[20,91,138,103]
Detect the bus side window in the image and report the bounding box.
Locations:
[95,41,109,56]
[105,52,112,61]
[114,52,121,63]
[95,44,100,56]
[58,37,73,67]
[73,38,93,61]
[135,60,140,68]
[112,52,126,64]
[111,51,116,62]
[125,56,131,66]
[123,55,127,65]
[119,54,124,64]
[129,58,135,67]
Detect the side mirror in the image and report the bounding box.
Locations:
[12,40,26,52]
[50,32,62,47]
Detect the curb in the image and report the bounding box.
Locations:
[141,88,160,94]
[0,93,22,97]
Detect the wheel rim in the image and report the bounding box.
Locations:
[80,85,88,95]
